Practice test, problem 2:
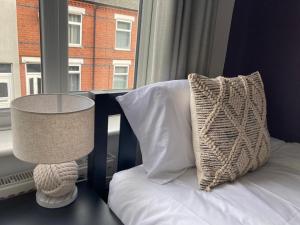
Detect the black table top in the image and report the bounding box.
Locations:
[0,181,123,225]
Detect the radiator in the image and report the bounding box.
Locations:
[0,158,88,200]
[0,154,116,200]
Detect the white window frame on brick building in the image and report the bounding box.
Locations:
[68,64,81,92]
[0,63,12,109]
[68,6,85,47]
[68,58,83,92]
[112,60,131,89]
[22,57,42,95]
[26,64,42,95]
[114,14,135,51]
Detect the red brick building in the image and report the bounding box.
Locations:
[16,0,138,96]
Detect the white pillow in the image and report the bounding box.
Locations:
[116,80,195,184]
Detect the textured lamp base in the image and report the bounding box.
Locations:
[36,186,78,208]
[33,161,79,209]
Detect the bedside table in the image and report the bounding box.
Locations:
[0,181,123,225]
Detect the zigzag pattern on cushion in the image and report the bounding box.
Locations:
[188,71,271,191]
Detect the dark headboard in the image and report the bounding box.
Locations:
[224,0,300,142]
[87,91,138,199]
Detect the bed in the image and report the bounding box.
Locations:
[108,137,300,225]
[87,91,300,225]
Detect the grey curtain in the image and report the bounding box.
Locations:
[136,0,233,86]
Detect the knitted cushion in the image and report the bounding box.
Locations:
[188,71,271,191]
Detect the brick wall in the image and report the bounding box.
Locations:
[16,0,138,95]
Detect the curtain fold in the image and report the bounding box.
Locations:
[136,0,222,87]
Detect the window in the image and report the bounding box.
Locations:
[68,6,85,47]
[26,63,42,95]
[0,0,141,184]
[113,65,129,89]
[0,64,12,108]
[0,1,140,129]
[0,64,12,73]
[112,60,131,89]
[68,65,81,92]
[115,14,135,50]
[115,21,131,50]
[68,14,82,47]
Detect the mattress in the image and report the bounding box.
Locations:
[108,138,300,225]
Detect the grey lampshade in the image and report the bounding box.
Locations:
[11,94,95,164]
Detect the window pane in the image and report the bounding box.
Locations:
[115,66,128,73]
[29,78,34,95]
[0,64,11,73]
[69,66,80,71]
[0,83,8,97]
[37,78,42,94]
[117,21,130,30]
[68,0,139,92]
[69,24,80,44]
[69,73,80,91]
[69,14,81,22]
[27,64,41,73]
[113,75,127,89]
[116,31,130,49]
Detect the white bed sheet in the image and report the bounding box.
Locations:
[108,138,300,225]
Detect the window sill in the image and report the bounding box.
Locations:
[69,44,82,48]
[114,48,131,51]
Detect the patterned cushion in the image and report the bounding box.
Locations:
[188,71,271,191]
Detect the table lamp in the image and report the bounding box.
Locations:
[10,94,94,208]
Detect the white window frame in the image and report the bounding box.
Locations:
[68,6,85,48]
[68,64,81,91]
[112,60,131,89]
[114,14,134,51]
[25,63,42,95]
[0,66,12,109]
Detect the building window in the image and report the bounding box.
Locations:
[0,63,12,108]
[26,64,42,95]
[68,14,82,47]
[68,65,81,92]
[114,14,134,50]
[115,20,131,50]
[113,65,129,89]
